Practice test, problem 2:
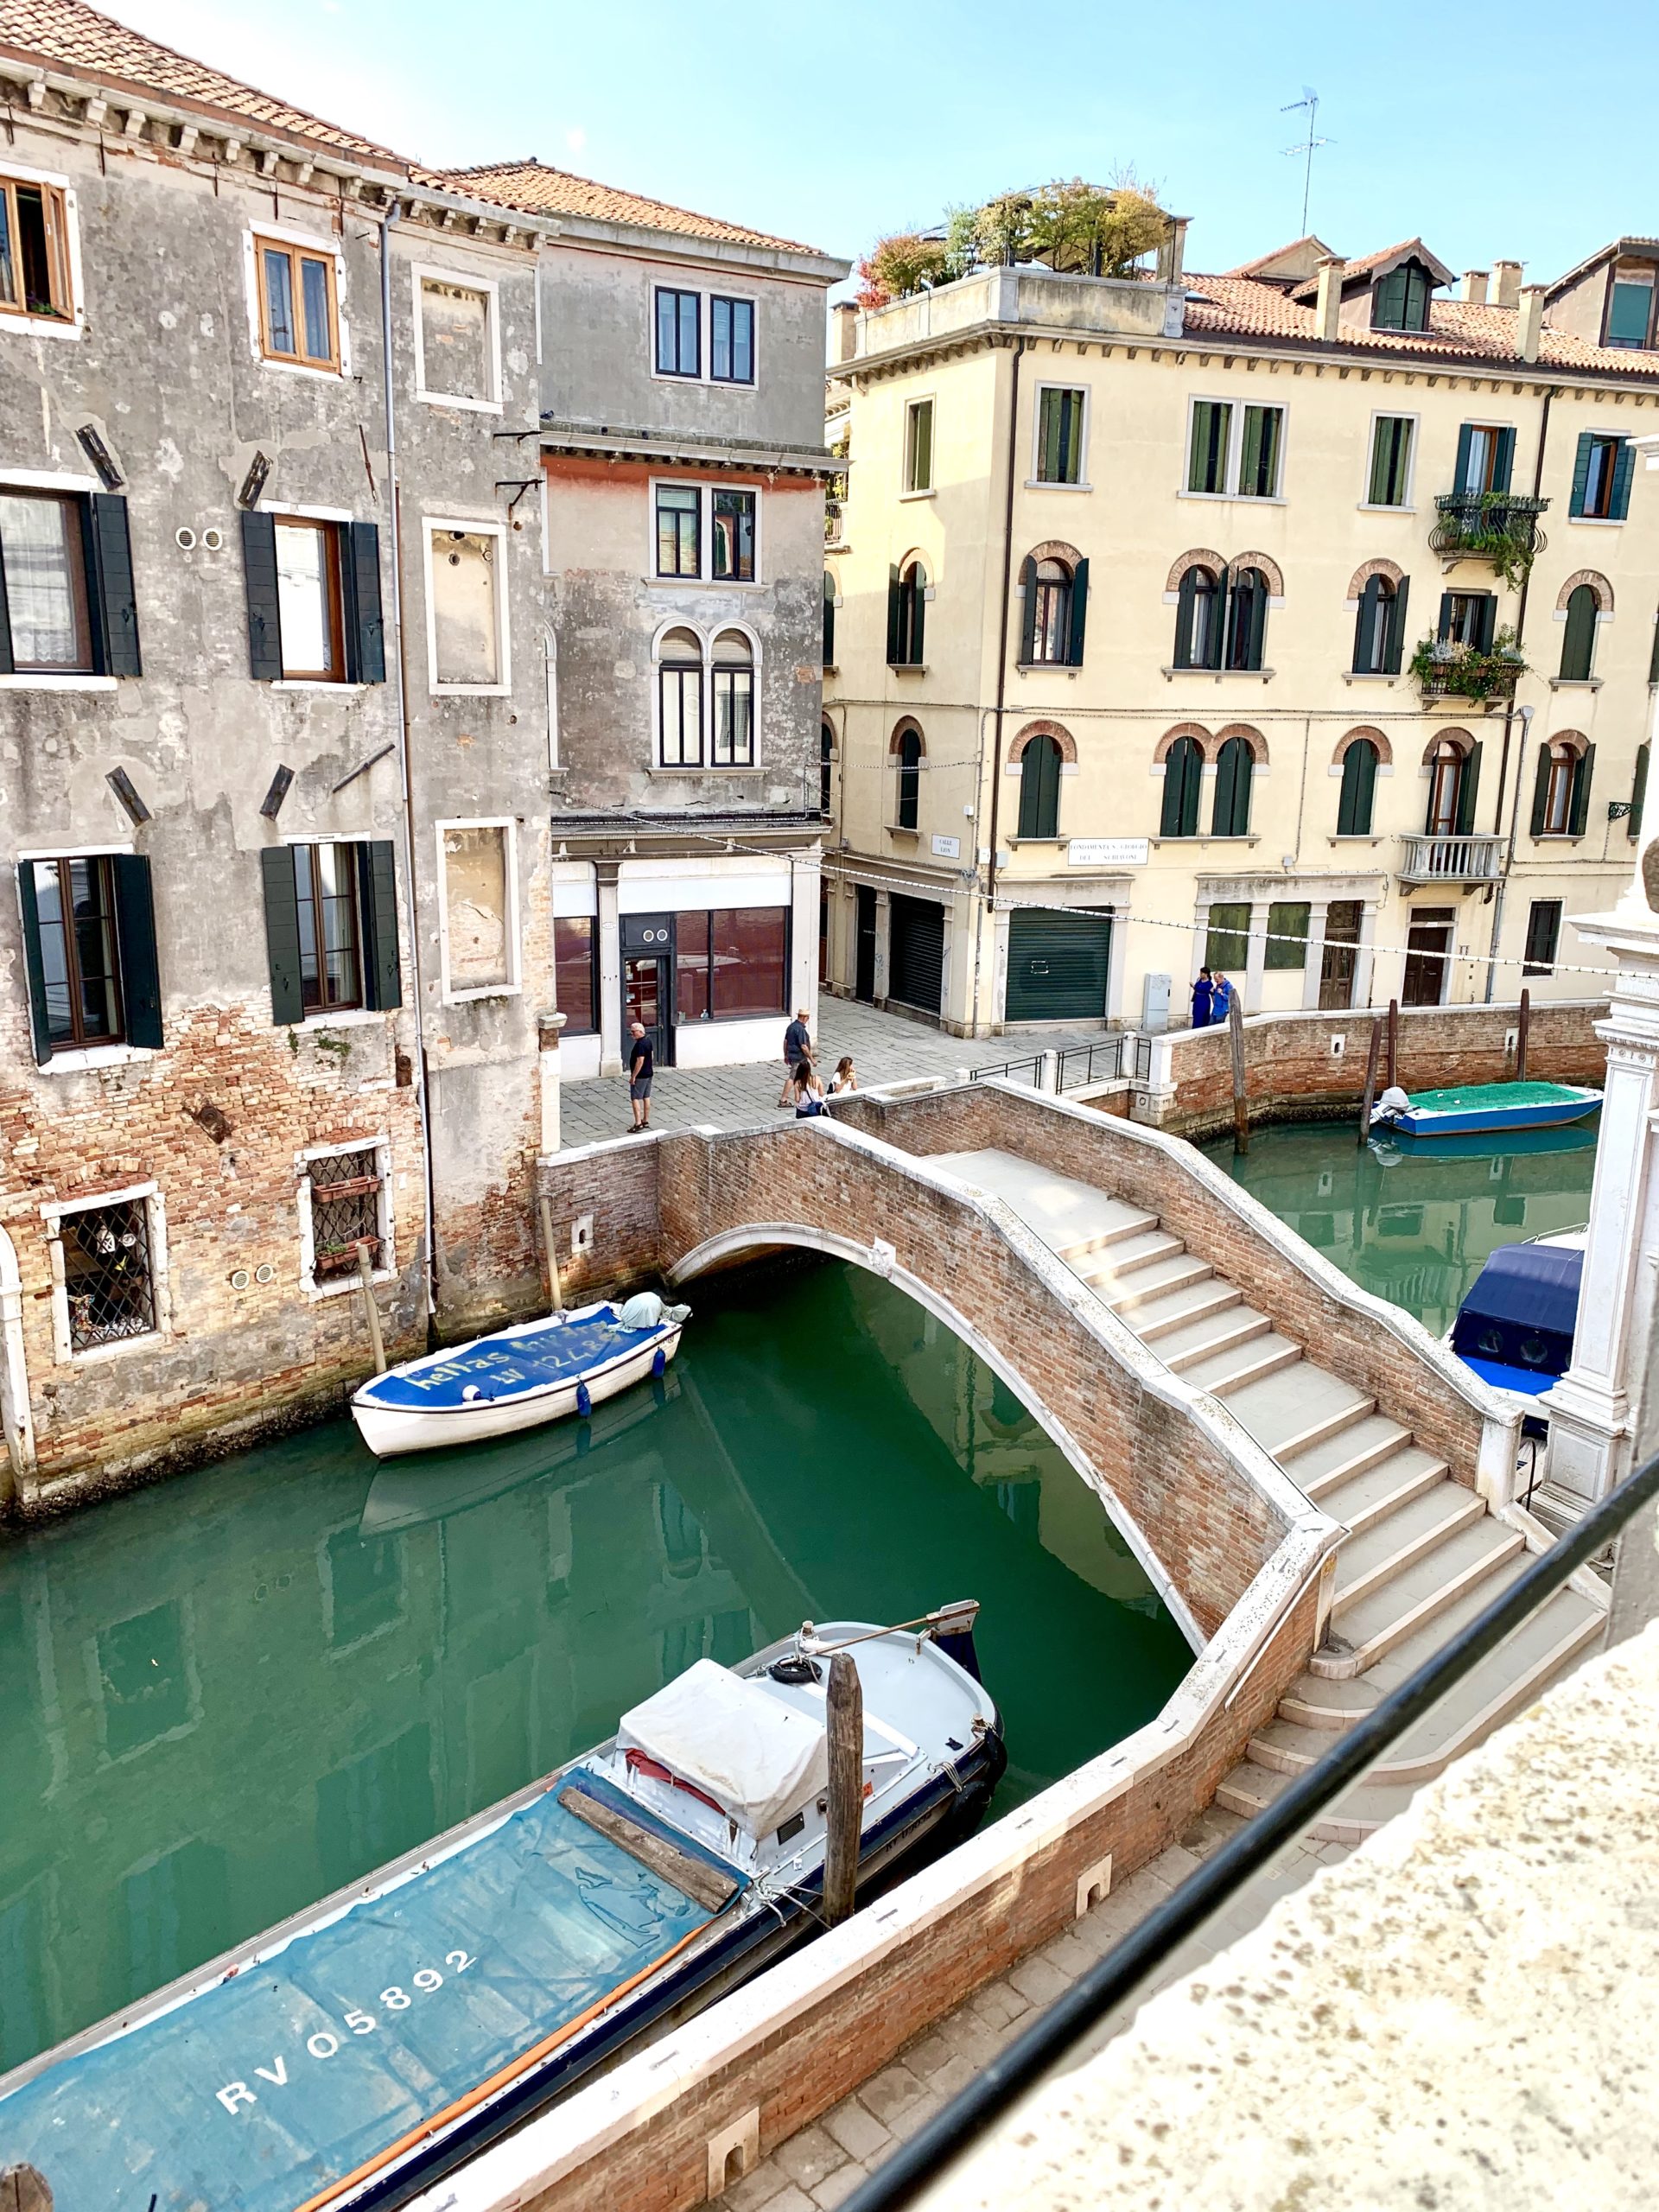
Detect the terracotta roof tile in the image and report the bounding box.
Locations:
[427,159,823,256]
[0,0,404,162]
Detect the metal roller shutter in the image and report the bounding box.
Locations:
[888,895,944,1014]
[1005,910,1111,1023]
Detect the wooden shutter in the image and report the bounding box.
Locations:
[1067,556,1089,666]
[259,846,305,1025]
[1611,439,1636,519]
[823,575,836,667]
[1569,431,1593,518]
[1437,589,1454,643]
[1567,743,1596,837]
[15,862,53,1065]
[241,509,283,680]
[0,517,13,676]
[1207,563,1228,670]
[1018,738,1060,839]
[1632,744,1649,840]
[1338,741,1376,836]
[361,840,404,1010]
[886,565,901,664]
[1160,740,1194,837]
[1455,741,1483,835]
[88,496,143,676]
[1560,587,1596,682]
[1491,427,1516,493]
[910,570,925,664]
[1018,556,1037,664]
[1244,572,1268,670]
[346,522,385,683]
[1212,739,1250,836]
[1475,594,1497,653]
[1353,578,1380,673]
[1529,744,1552,837]
[1383,575,1409,674]
[1173,569,1197,669]
[110,854,162,1048]
[1454,423,1474,492]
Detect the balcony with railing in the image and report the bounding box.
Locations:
[1428,489,1549,575]
[1396,831,1506,886]
[1411,639,1525,705]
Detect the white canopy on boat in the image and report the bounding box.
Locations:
[619,1660,830,1837]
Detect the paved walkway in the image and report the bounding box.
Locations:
[557,1000,1109,1150]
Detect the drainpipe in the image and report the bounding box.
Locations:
[379,198,439,1325]
[1484,385,1554,1001]
[978,337,1028,1035]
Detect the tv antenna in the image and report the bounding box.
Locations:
[1281,87,1333,236]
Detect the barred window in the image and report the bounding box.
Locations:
[307,1147,385,1281]
[63,1198,157,1351]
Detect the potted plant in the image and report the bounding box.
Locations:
[1409,626,1527,704]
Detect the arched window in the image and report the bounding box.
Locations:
[887,560,927,666]
[1225,566,1268,671]
[1337,738,1379,836]
[710,630,754,766]
[1160,734,1204,837]
[1353,575,1403,675]
[657,626,703,767]
[1560,584,1598,682]
[895,724,923,829]
[1017,733,1063,839]
[823,572,837,668]
[1173,563,1222,670]
[1531,736,1594,839]
[1425,735,1479,836]
[1211,734,1254,836]
[820,721,834,818]
[1021,555,1087,666]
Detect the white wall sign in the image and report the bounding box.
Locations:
[1068,838,1147,868]
[931,834,962,859]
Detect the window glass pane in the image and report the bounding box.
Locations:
[659,658,702,766]
[274,521,334,676]
[0,188,16,307]
[554,916,596,1032]
[442,824,510,990]
[262,246,296,355]
[1265,901,1311,970]
[656,485,700,576]
[711,296,753,382]
[1205,902,1250,970]
[32,861,73,1041]
[709,907,786,1017]
[300,255,333,362]
[1188,401,1230,493]
[430,531,500,684]
[1524,900,1562,974]
[676,913,711,1022]
[907,400,933,492]
[712,490,755,580]
[1608,279,1653,348]
[0,492,87,669]
[713,669,753,764]
[420,277,491,399]
[295,843,361,1010]
[1037,389,1083,483]
[1369,416,1412,505]
[69,858,121,1039]
[656,289,699,375]
[1238,406,1281,498]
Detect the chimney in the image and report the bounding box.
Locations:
[1463,269,1490,305]
[1314,255,1344,342]
[831,301,858,364]
[1156,215,1189,287]
[1517,284,1546,363]
[1492,260,1522,310]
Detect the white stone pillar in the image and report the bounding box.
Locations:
[0,1223,35,1500]
[1355,901,1379,1008]
[537,1011,566,1155]
[596,863,624,1078]
[874,888,892,1002]
[791,847,821,1028]
[1243,898,1269,1013]
[1302,898,1331,1012]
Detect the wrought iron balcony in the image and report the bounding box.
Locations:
[1429,490,1549,568]
[1396,832,1506,886]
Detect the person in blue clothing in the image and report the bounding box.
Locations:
[1190,967,1213,1029]
[1209,971,1234,1025]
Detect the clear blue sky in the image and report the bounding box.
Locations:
[120,0,1656,286]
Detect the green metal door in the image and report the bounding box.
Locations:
[1005,910,1111,1023]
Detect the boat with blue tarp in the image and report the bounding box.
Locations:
[0,1607,1003,2212]
[1447,1231,1585,1405]
[1370,1079,1601,1140]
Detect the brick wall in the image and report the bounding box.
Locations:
[536,1139,664,1307]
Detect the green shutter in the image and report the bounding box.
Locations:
[16,861,53,1065]
[886,565,901,664]
[110,855,162,1048]
[88,495,143,677]
[1338,741,1376,836]
[1631,744,1649,839]
[1265,901,1311,971]
[1454,423,1474,493]
[1560,586,1597,682]
[1475,594,1497,654]
[1205,901,1250,969]
[1238,407,1265,495]
[1207,563,1228,669]
[823,573,836,667]
[1173,569,1197,669]
[1383,575,1409,674]
[1352,577,1379,674]
[1004,910,1111,1021]
[1161,737,1199,837]
[1017,738,1060,839]
[1568,743,1596,837]
[346,522,385,683]
[1212,738,1251,836]
[1018,556,1037,664]
[259,846,305,1025]
[1649,612,1659,685]
[1189,401,1229,493]
[1456,741,1483,834]
[1437,590,1455,643]
[1067,556,1089,666]
[0,518,12,673]
[1367,420,1390,505]
[361,840,404,1010]
[1245,572,1268,669]
[911,570,925,664]
[242,509,283,680]
[1491,427,1516,493]
[1529,744,1552,837]
[1569,431,1593,518]
[1611,438,1636,519]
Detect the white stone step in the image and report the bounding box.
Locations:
[1159,1306,1274,1375]
[1281,1413,1415,1496]
[1313,1446,1450,1536]
[1220,1363,1374,1459]
[1331,1484,1486,1613]
[1054,1208,1162,1262]
[1103,1253,1215,1315]
[1309,1519,1525,1681]
[1131,1280,1244,1342]
[1185,1332,1304,1398]
[1280,1551,1536,1726]
[1214,1756,1409,1844]
[1071,1228,1185,1286]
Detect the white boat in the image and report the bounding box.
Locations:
[351,1294,689,1458]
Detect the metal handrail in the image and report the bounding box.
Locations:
[839,1446,1659,2212]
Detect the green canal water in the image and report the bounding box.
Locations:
[1205,1119,1599,1336]
[0,1259,1190,2075]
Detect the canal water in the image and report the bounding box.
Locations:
[0,1259,1190,2075]
[1205,1119,1599,1335]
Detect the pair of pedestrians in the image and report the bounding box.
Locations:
[779,1009,857,1117]
[1190,969,1236,1029]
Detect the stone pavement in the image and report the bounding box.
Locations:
[725,1802,1351,2209]
[556,999,1111,1150]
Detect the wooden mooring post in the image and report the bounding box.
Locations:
[1357,1017,1382,1146]
[823,1651,862,1927]
[1516,988,1531,1081]
[538,1193,564,1313]
[1386,998,1399,1090]
[355,1242,387,1375]
[1227,988,1249,1155]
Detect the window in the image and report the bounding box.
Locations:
[1353,573,1408,675]
[820,721,834,818]
[1205,901,1249,969]
[887,561,926,665]
[1265,902,1311,971]
[1224,567,1268,671]
[1035,387,1085,484]
[1337,739,1379,836]
[656,484,701,578]
[256,236,339,369]
[1187,401,1230,494]
[1173,563,1223,669]
[1236,406,1283,499]
[1571,432,1633,521]
[0,488,141,677]
[904,398,935,493]
[1022,556,1088,667]
[440,823,513,995]
[1186,403,1283,498]
[59,1195,158,1351]
[1371,260,1432,332]
[1439,591,1497,652]
[16,852,161,1063]
[0,169,73,323]
[674,908,787,1021]
[555,915,597,1033]
[823,572,836,667]
[240,512,382,685]
[1425,738,1479,836]
[1523,899,1563,976]
[895,725,922,829]
[259,840,402,1025]
[712,489,755,582]
[655,287,700,377]
[710,296,754,384]
[1456,423,1514,495]
[415,271,498,407]
[1367,415,1414,506]
[1160,734,1203,837]
[1559,585,1599,682]
[1606,274,1655,350]
[710,630,754,766]
[657,626,704,766]
[1531,739,1594,839]
[304,1146,387,1283]
[426,524,505,690]
[1211,734,1254,836]
[1016,734,1062,839]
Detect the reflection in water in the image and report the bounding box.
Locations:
[0,1259,1189,2073]
[1206,1119,1599,1336]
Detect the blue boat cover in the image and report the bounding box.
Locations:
[0,1774,735,2212]
[1458,1354,1559,1398]
[1450,1243,1582,1382]
[363,1311,661,1412]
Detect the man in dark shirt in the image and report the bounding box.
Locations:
[627,1020,654,1132]
[779,1006,813,1107]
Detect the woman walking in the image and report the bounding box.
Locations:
[1190,968,1213,1030]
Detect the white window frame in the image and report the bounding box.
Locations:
[708,289,760,388]
[0,159,85,341]
[243,220,350,381]
[1028,382,1092,491]
[410,262,503,414]
[648,617,764,772]
[41,1179,170,1363]
[646,478,764,588]
[423,515,512,695]
[903,395,937,498]
[1180,394,1287,502]
[297,1135,395,1300]
[436,816,521,1001]
[1360,410,1420,512]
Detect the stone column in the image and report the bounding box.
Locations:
[791,848,821,1027]
[1302,898,1331,1012]
[1243,898,1269,1013]
[1355,901,1379,1008]
[595,861,624,1078]
[874,888,892,1003]
[537,1010,566,1156]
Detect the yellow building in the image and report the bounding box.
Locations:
[821,232,1659,1032]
